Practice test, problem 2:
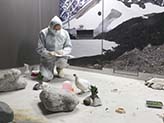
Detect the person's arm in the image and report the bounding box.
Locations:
[36,31,50,58]
[62,31,72,56]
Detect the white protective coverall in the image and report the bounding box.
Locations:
[36,16,72,81]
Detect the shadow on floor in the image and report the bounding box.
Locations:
[38,102,80,119]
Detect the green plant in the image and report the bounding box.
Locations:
[37,72,44,81]
[90,85,98,97]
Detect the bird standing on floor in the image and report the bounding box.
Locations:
[73,74,91,93]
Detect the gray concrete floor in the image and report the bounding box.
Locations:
[0,67,164,123]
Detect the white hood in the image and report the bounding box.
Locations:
[49,16,63,29]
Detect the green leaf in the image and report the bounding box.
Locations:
[90,85,98,96]
[37,72,43,81]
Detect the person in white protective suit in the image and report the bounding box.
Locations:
[36,16,72,81]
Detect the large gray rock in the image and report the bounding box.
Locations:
[40,87,79,112]
[145,78,164,90]
[0,68,27,92]
[0,102,14,123]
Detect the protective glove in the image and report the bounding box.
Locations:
[48,50,64,57]
[48,51,57,56]
[56,50,64,56]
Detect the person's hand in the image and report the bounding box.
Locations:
[56,50,64,56]
[48,51,57,56]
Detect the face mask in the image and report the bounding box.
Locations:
[51,29,61,36]
[55,30,61,35]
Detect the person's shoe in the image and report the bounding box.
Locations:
[56,68,64,78]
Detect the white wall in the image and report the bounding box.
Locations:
[68,0,164,30]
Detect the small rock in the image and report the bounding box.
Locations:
[83,96,102,107]
[93,64,102,69]
[40,87,79,113]
[83,96,93,106]
[33,83,42,90]
[0,102,14,123]
[33,82,50,91]
[111,89,118,92]
[105,108,109,111]
[157,113,164,121]
[115,107,126,114]
[0,69,27,92]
